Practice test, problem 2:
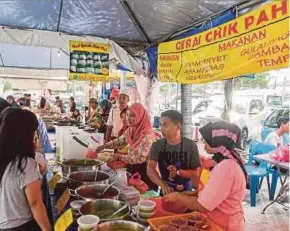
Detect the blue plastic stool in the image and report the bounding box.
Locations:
[246,141,277,206]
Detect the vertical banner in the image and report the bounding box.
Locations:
[158,0,289,84]
[69,41,110,82]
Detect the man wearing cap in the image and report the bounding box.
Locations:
[106,89,130,142]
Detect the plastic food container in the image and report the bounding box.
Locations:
[138,199,156,212]
[119,186,141,206]
[77,215,99,230]
[139,209,156,219]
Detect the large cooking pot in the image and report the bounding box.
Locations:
[97,220,145,231]
[68,170,116,188]
[79,199,130,222]
[72,184,120,201]
[57,159,104,176]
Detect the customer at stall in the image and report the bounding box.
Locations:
[71,109,83,122]
[106,89,129,142]
[26,94,32,107]
[17,93,27,106]
[0,108,51,231]
[56,100,65,113]
[6,95,19,108]
[265,116,289,148]
[69,96,76,113]
[55,96,60,105]
[0,97,11,113]
[99,99,112,122]
[89,98,106,132]
[147,110,201,195]
[165,121,247,231]
[93,103,157,190]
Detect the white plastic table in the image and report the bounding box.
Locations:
[253,154,289,213]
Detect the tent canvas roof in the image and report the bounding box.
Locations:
[0,0,245,43]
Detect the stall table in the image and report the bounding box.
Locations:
[253,154,289,213]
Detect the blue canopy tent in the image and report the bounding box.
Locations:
[0,0,265,78]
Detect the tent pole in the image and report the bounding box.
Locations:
[222,78,234,121]
[181,84,193,139]
[57,0,64,31]
[0,54,4,66]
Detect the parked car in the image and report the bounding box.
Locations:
[193,97,266,150]
[261,106,289,144]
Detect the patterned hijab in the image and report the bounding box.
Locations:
[99,99,112,115]
[126,103,154,149]
[199,120,247,181]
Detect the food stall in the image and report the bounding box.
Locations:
[1,0,288,230]
[42,129,224,231]
[38,0,289,230]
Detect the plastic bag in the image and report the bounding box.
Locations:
[271,144,290,162]
[128,173,148,194]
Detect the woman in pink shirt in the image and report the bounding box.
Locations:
[165,121,247,231]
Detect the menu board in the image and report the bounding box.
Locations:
[69,41,110,82]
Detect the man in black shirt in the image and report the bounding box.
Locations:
[147,110,201,195]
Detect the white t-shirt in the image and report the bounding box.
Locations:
[0,158,42,228]
[265,132,283,148]
[107,105,122,137]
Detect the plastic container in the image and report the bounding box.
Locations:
[119,186,141,207]
[139,209,156,219]
[138,199,156,212]
[111,168,128,189]
[77,215,99,230]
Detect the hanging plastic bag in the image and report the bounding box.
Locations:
[271,144,290,162]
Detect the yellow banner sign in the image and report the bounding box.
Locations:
[69,41,110,82]
[107,71,135,82]
[54,209,73,231]
[158,0,289,84]
[56,188,70,214]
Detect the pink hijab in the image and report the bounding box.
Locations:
[126,103,154,148]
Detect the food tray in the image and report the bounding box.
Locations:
[148,212,224,231]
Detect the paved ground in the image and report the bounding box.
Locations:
[243,183,289,231]
[238,148,289,231]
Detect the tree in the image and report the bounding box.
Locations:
[3,81,12,92]
[235,73,269,89]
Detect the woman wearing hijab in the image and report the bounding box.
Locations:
[91,103,157,189]
[99,99,112,123]
[165,121,247,231]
